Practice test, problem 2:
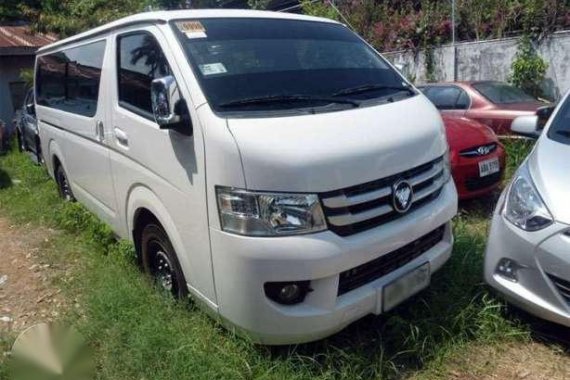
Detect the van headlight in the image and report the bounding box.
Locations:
[216,187,327,236]
[504,164,553,231]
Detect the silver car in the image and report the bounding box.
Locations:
[485,91,570,326]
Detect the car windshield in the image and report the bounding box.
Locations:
[472,82,536,104]
[547,97,570,145]
[172,18,413,114]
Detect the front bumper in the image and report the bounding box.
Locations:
[209,180,457,345]
[452,146,506,200]
[485,192,570,327]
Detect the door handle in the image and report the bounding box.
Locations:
[114,127,129,147]
[96,121,105,143]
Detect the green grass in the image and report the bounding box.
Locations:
[0,139,534,379]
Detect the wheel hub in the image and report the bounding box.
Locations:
[155,251,174,292]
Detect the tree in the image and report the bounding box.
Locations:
[0,0,40,23]
[509,35,548,98]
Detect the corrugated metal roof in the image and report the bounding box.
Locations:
[0,25,57,51]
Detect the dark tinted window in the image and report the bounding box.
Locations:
[547,99,570,145]
[37,41,105,117]
[118,32,171,117]
[473,82,536,104]
[456,90,470,109]
[172,18,411,114]
[423,86,461,109]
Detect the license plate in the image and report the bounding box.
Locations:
[383,263,430,312]
[479,157,500,177]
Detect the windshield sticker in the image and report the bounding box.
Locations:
[176,21,207,39]
[199,63,228,76]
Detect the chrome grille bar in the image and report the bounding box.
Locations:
[321,156,445,236]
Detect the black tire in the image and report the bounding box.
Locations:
[16,130,24,152]
[34,136,43,165]
[140,223,188,299]
[55,165,75,202]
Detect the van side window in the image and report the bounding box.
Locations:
[36,40,106,117]
[117,32,171,118]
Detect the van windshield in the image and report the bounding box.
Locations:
[171,18,413,114]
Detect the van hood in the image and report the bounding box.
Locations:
[529,137,570,224]
[226,95,447,192]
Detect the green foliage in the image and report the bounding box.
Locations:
[331,0,570,52]
[19,68,34,88]
[247,0,270,10]
[301,0,339,21]
[509,35,549,98]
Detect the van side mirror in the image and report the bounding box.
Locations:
[511,115,540,138]
[151,76,193,136]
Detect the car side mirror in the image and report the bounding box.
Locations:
[511,115,541,138]
[151,76,193,136]
[536,105,555,131]
[26,102,35,116]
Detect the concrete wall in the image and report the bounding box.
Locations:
[0,55,34,125]
[384,30,570,100]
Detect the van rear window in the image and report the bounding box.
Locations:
[36,40,106,118]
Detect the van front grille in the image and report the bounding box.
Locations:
[320,157,445,236]
[547,273,570,304]
[338,225,445,296]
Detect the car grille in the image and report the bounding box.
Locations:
[547,273,570,304]
[320,157,445,236]
[337,225,445,296]
[465,171,502,191]
[459,143,497,158]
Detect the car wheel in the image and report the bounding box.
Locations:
[55,165,75,202]
[16,130,24,152]
[140,223,188,299]
[35,136,43,164]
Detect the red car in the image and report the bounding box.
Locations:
[420,81,548,135]
[442,115,506,200]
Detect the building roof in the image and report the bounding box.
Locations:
[39,9,338,54]
[0,25,58,56]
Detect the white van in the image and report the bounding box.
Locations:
[35,10,457,344]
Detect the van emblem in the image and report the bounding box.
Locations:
[392,180,413,213]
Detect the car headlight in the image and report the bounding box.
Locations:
[504,164,553,231]
[216,187,327,236]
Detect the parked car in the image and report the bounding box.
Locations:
[484,89,570,328]
[15,88,42,164]
[36,10,458,345]
[420,81,549,135]
[442,115,505,200]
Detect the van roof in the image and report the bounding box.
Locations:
[38,9,340,54]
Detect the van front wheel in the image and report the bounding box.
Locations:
[55,165,75,202]
[141,223,188,300]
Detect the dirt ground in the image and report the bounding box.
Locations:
[440,341,570,380]
[0,218,66,335]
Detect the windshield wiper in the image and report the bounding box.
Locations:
[219,94,360,109]
[333,84,415,97]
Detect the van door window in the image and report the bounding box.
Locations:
[36,40,106,117]
[117,32,171,119]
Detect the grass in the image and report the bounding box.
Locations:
[0,139,534,379]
